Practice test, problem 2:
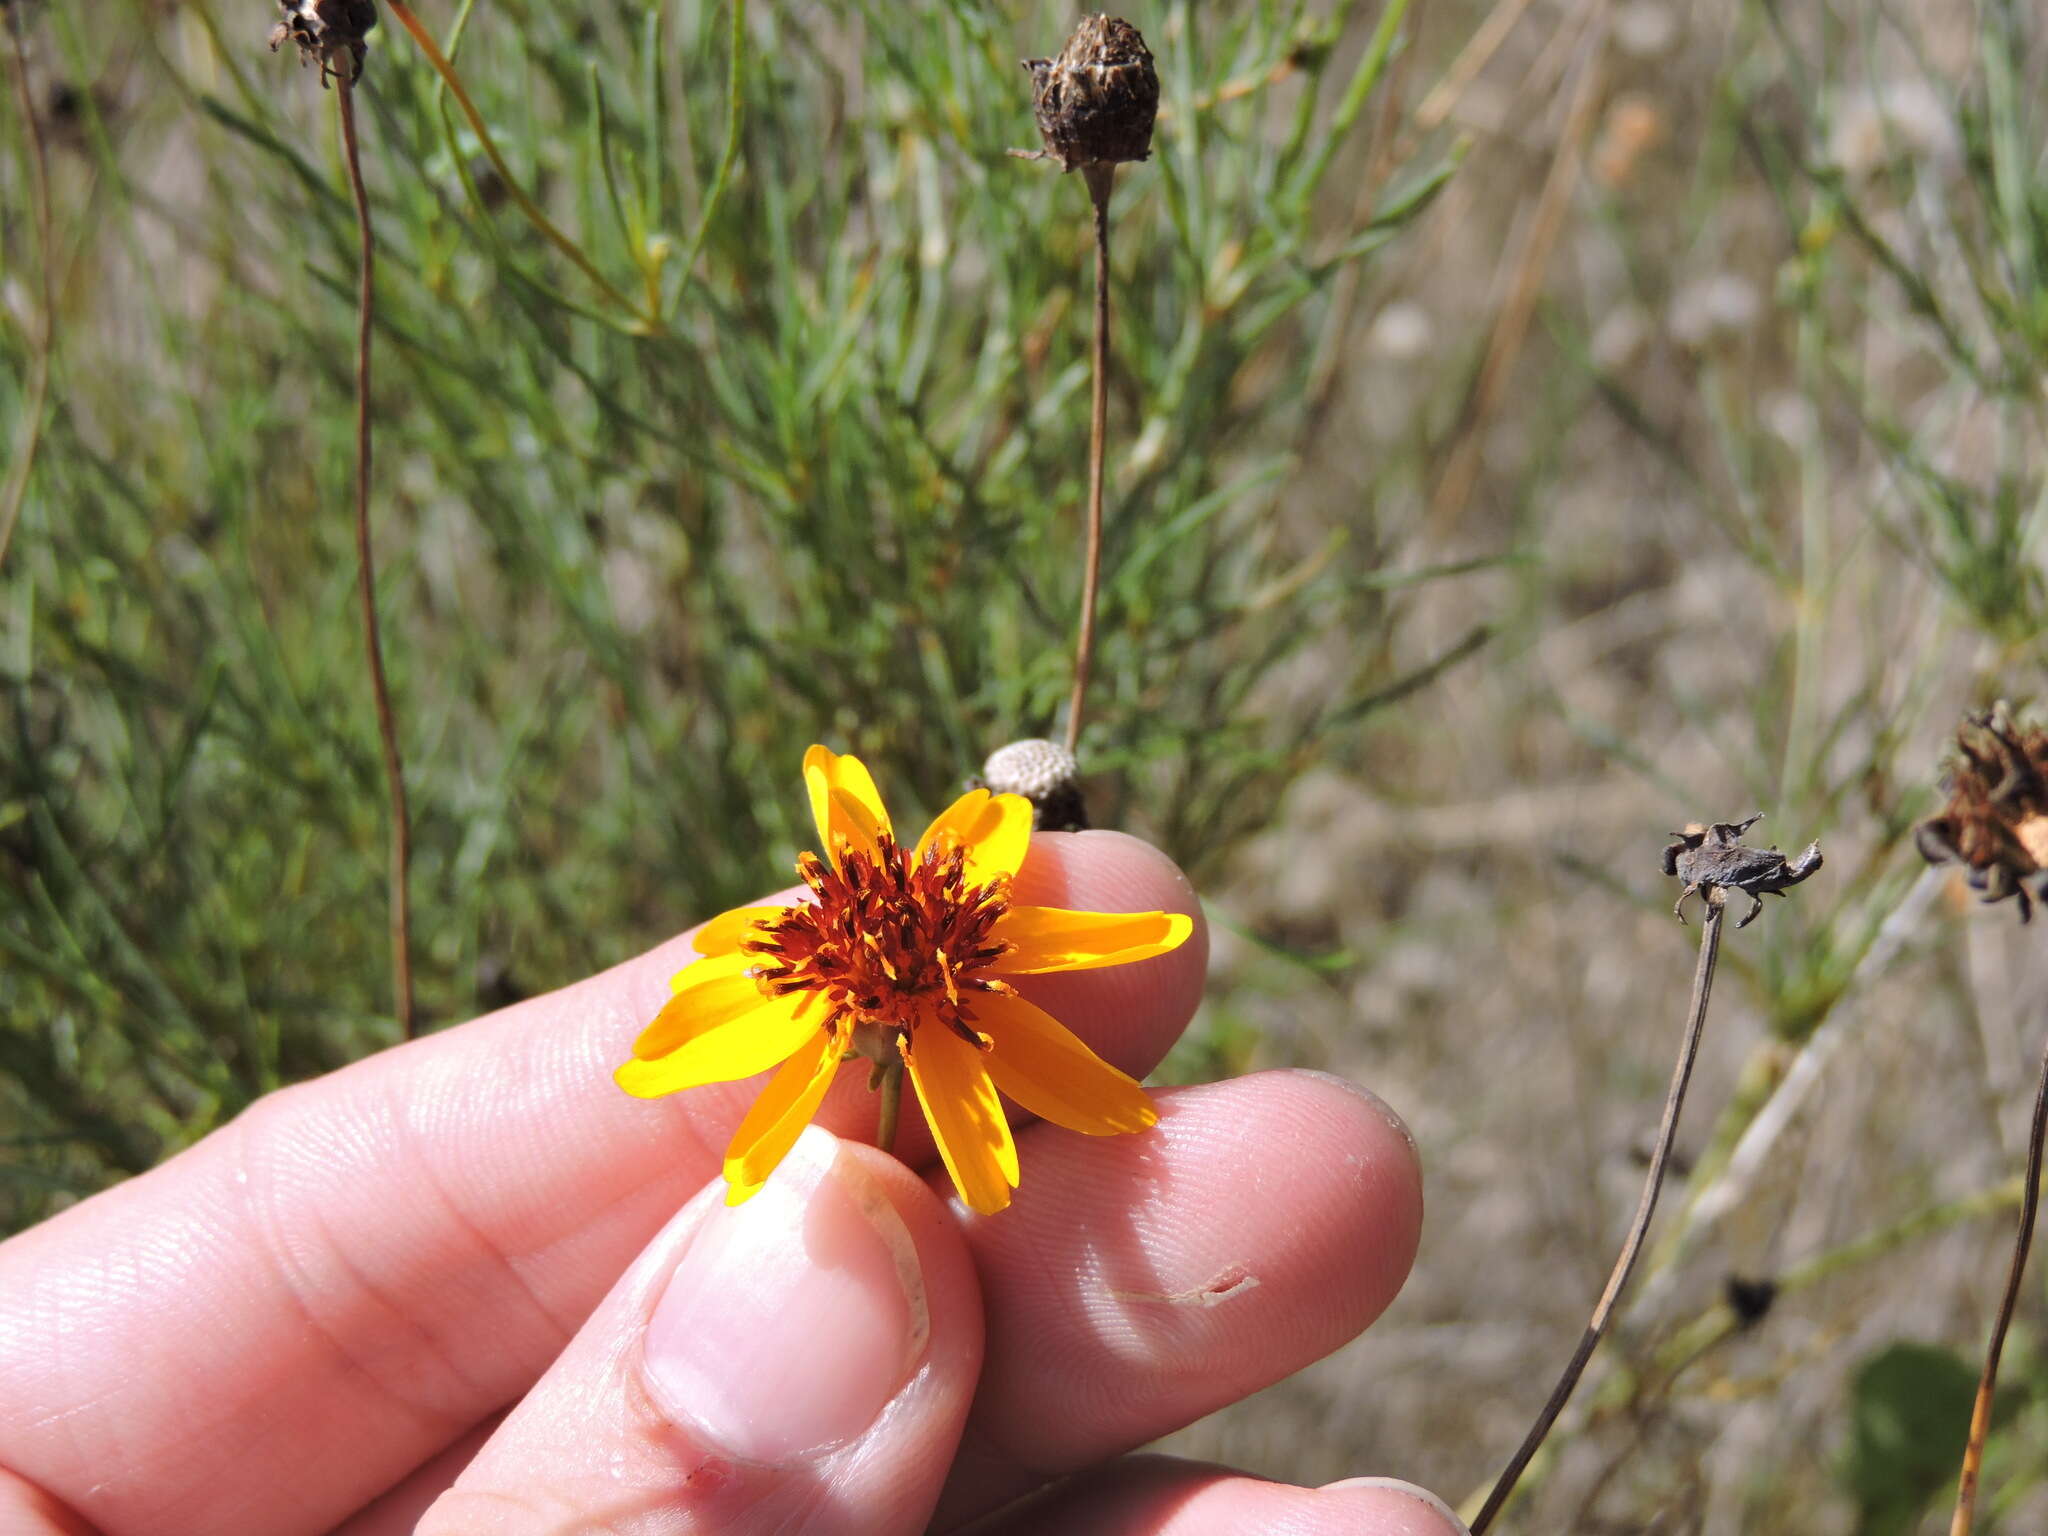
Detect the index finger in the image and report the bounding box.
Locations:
[0,831,1204,1536]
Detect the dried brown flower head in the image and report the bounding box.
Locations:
[1916,705,2048,922]
[1024,14,1159,173]
[1663,813,1823,928]
[269,0,376,87]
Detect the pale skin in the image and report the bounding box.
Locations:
[0,832,1464,1536]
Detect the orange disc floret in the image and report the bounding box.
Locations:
[743,837,1015,1052]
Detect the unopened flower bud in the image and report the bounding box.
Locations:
[1023,14,1159,173]
[980,738,1089,832]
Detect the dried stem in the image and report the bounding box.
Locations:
[875,1059,905,1157]
[336,73,416,1039]
[1470,890,1725,1533]
[1065,163,1115,757]
[1950,1019,2048,1536]
[1410,0,1540,138]
[1,8,56,575]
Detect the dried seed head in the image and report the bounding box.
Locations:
[1662,812,1822,929]
[1024,14,1159,173]
[1917,704,2048,923]
[270,0,376,87]
[980,738,1089,833]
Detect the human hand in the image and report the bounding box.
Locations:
[0,832,1464,1536]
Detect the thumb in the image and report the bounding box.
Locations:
[419,1127,982,1535]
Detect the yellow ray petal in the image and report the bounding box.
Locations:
[692,905,787,958]
[830,786,884,855]
[803,745,892,865]
[638,953,761,1055]
[615,992,824,1097]
[723,1026,849,1203]
[916,788,1034,888]
[989,906,1194,975]
[904,1024,1019,1215]
[668,948,753,992]
[803,744,835,849]
[973,989,1158,1136]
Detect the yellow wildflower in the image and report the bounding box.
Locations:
[616,745,1193,1214]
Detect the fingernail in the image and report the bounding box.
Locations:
[1321,1477,1472,1534]
[642,1126,929,1462]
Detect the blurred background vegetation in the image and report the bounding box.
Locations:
[2,0,2045,1529]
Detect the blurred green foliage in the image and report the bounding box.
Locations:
[1839,1341,1981,1535]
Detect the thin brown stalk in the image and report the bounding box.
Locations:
[1065,163,1115,758]
[336,72,416,1039]
[1470,890,1725,1533]
[1,8,56,573]
[1950,1021,2048,1536]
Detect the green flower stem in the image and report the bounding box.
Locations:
[876,1058,905,1157]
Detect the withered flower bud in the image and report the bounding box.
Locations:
[978,738,1089,832]
[270,0,377,87]
[1662,813,1821,929]
[1916,705,2048,922]
[1024,14,1159,173]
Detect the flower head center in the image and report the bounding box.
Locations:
[741,834,1012,1047]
